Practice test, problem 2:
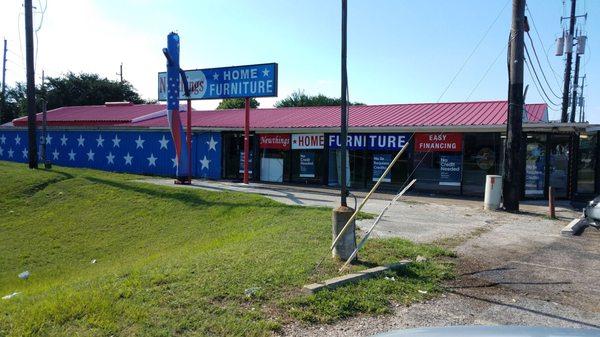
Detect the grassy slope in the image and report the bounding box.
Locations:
[0,161,454,336]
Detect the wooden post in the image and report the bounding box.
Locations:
[548,186,556,219]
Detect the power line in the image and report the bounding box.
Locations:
[524,47,560,108]
[436,0,510,102]
[525,31,562,99]
[525,4,562,87]
[466,34,515,101]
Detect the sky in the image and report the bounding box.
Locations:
[0,0,598,122]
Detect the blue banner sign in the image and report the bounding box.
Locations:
[327,133,410,150]
[158,63,278,100]
[372,154,392,182]
[299,151,315,178]
[439,155,462,186]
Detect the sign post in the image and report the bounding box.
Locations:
[158,59,278,184]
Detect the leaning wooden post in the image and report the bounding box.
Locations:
[548,186,556,219]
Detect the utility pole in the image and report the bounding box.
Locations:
[579,74,586,122]
[570,52,581,123]
[25,0,38,168]
[331,0,356,262]
[503,0,526,212]
[117,62,123,83]
[2,38,6,104]
[560,0,576,122]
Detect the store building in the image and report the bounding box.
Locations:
[2,101,597,200]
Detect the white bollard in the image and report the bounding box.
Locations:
[484,175,503,210]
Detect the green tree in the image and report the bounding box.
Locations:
[0,83,27,124]
[274,90,364,108]
[216,98,260,110]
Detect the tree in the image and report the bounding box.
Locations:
[274,90,364,108]
[216,98,259,110]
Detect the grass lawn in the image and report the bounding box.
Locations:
[0,161,454,336]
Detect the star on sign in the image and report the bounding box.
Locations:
[262,68,270,77]
[46,134,52,145]
[106,152,115,164]
[123,152,133,165]
[52,149,59,160]
[159,135,170,149]
[60,134,68,146]
[147,153,158,167]
[22,148,28,158]
[0,134,5,144]
[96,134,105,147]
[86,149,95,161]
[68,149,76,161]
[14,135,21,145]
[199,155,211,170]
[8,148,14,158]
[206,136,218,151]
[112,134,121,148]
[77,135,85,147]
[135,135,145,149]
[212,73,219,80]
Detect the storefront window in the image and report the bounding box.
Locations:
[462,133,500,196]
[259,134,290,183]
[413,133,463,194]
[548,134,570,198]
[524,134,546,197]
[577,132,598,195]
[291,150,324,184]
[222,132,255,180]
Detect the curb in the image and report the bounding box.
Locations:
[561,217,587,236]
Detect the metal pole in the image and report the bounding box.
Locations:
[187,98,192,183]
[41,70,49,168]
[548,186,556,219]
[579,75,586,122]
[340,0,348,207]
[1,39,6,105]
[243,97,250,184]
[570,53,581,123]
[503,0,526,212]
[560,0,577,122]
[120,63,123,83]
[24,0,37,168]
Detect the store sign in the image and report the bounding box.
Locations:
[299,152,316,178]
[439,155,462,186]
[239,151,253,174]
[372,154,392,182]
[259,134,290,150]
[292,134,324,150]
[414,133,462,152]
[328,133,410,150]
[158,63,278,100]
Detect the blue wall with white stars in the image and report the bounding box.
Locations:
[0,129,222,179]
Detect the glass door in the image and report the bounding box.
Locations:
[549,134,570,198]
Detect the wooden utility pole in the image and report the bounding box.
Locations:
[340,0,348,207]
[2,39,6,104]
[503,0,526,212]
[579,74,586,122]
[118,62,123,83]
[560,0,576,122]
[25,0,38,168]
[569,53,581,123]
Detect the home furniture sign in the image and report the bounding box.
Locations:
[259,134,290,150]
[414,133,462,152]
[328,133,410,150]
[292,134,324,150]
[158,63,278,100]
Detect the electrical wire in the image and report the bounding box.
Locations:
[524,52,560,110]
[465,39,510,101]
[525,4,562,87]
[524,44,560,107]
[436,0,510,103]
[525,31,562,99]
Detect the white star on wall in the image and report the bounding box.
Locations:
[159,135,170,150]
[112,135,121,148]
[68,149,76,161]
[96,134,105,147]
[77,135,85,147]
[199,155,211,170]
[106,152,115,164]
[60,134,68,146]
[52,149,59,160]
[8,148,14,158]
[22,148,28,158]
[123,152,133,165]
[171,157,178,167]
[0,134,5,144]
[45,134,52,145]
[86,149,95,161]
[206,136,218,151]
[14,135,21,145]
[147,153,158,166]
[135,135,145,149]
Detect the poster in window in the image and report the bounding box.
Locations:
[439,155,462,186]
[525,143,545,195]
[372,154,392,182]
[239,151,253,175]
[299,152,315,178]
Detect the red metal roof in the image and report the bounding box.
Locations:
[132,101,548,129]
[12,103,168,127]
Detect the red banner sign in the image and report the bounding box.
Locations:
[259,134,291,150]
[414,133,462,152]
